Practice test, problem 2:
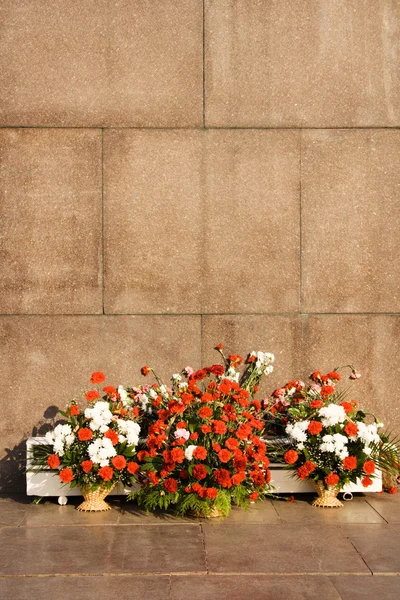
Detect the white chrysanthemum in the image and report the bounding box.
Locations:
[286,422,309,443]
[175,428,190,441]
[85,401,113,431]
[185,445,197,461]
[357,423,380,446]
[117,419,140,446]
[318,404,346,427]
[88,437,117,464]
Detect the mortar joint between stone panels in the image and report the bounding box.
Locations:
[202,0,206,129]
[299,129,303,314]
[101,128,105,315]
[200,523,210,574]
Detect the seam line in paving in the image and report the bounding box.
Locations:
[200,524,209,574]
[0,571,377,579]
[101,128,105,315]
[363,499,389,524]
[1,312,399,318]
[1,126,400,131]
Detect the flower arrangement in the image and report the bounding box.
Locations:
[33,371,141,511]
[128,346,275,517]
[267,368,398,506]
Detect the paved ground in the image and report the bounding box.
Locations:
[0,492,399,599]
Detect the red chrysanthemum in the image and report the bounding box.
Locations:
[112,455,127,470]
[193,464,208,481]
[363,460,375,475]
[325,473,340,486]
[163,478,178,493]
[90,372,105,384]
[59,468,74,483]
[284,450,299,465]
[193,446,207,460]
[308,421,323,436]
[81,460,93,473]
[78,427,93,442]
[47,454,60,469]
[99,466,114,481]
[343,456,357,470]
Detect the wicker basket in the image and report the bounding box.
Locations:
[191,505,223,519]
[77,482,116,512]
[311,480,343,508]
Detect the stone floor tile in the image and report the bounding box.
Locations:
[206,500,280,525]
[365,493,400,523]
[341,524,400,573]
[171,574,341,600]
[0,575,168,600]
[272,495,385,524]
[0,495,31,527]
[118,503,198,525]
[203,524,369,574]
[21,497,121,527]
[0,524,206,575]
[330,575,400,600]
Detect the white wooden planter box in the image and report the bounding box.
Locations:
[26,437,382,504]
[26,437,134,504]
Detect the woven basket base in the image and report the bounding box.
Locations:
[191,506,223,519]
[77,483,115,512]
[312,481,343,508]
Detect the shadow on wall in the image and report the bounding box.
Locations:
[0,405,61,494]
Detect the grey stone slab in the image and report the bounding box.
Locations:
[341,524,400,573]
[0,495,31,527]
[365,493,400,523]
[0,575,168,600]
[0,524,206,575]
[171,575,342,600]
[272,496,386,524]
[203,524,369,574]
[21,498,121,527]
[330,575,400,600]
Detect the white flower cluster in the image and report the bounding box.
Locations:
[85,401,113,433]
[357,422,382,455]
[318,404,347,427]
[117,419,141,447]
[88,437,116,466]
[224,366,240,383]
[285,420,310,443]
[184,445,197,461]
[320,433,349,459]
[45,424,75,457]
[118,385,128,406]
[249,351,275,375]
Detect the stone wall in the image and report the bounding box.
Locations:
[1,0,399,491]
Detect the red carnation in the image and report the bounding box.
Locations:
[321,385,335,397]
[212,420,227,435]
[201,392,213,403]
[212,443,221,452]
[232,472,246,485]
[327,371,341,381]
[59,468,74,483]
[104,429,119,445]
[141,366,151,376]
[225,437,239,450]
[236,423,251,440]
[363,460,375,475]
[344,422,358,437]
[127,461,139,475]
[325,473,340,486]
[214,344,223,350]
[218,449,232,463]
[112,455,127,470]
[164,478,178,493]
[193,446,207,460]
[90,372,105,384]
[68,405,80,416]
[47,454,60,469]
[193,464,208,481]
[198,406,213,419]
[310,400,324,409]
[99,466,114,481]
[362,476,373,488]
[85,390,100,401]
[389,486,397,495]
[171,447,185,464]
[190,432,199,441]
[179,469,189,479]
[81,460,93,473]
[206,487,218,499]
[103,386,117,395]
[210,364,224,376]
[340,401,353,414]
[343,456,357,470]
[78,428,93,442]
[214,468,232,488]
[284,450,299,465]
[234,455,247,471]
[308,421,323,436]
[201,425,212,434]
[249,492,258,501]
